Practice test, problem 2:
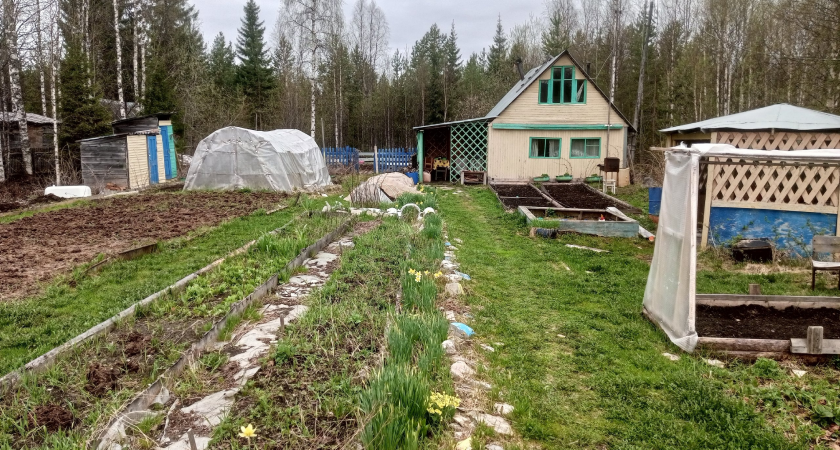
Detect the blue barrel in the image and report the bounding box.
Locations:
[648,187,662,215]
[406,171,419,185]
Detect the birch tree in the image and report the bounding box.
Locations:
[113,0,125,118]
[281,0,342,137]
[4,0,33,175]
[49,0,60,184]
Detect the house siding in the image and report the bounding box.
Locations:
[493,54,626,127]
[156,134,166,182]
[487,127,626,180]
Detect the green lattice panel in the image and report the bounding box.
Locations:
[450,120,489,182]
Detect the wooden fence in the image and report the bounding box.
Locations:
[376,148,416,172]
[3,147,69,178]
[323,146,359,170]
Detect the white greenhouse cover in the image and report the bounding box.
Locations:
[184,127,331,191]
[643,144,840,352]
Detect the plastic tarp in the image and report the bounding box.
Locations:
[349,173,418,204]
[643,144,840,351]
[643,150,700,352]
[184,127,331,191]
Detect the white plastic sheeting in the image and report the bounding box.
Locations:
[184,127,331,191]
[643,144,840,352]
[643,150,700,352]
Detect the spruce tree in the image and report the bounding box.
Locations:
[208,33,237,91]
[58,41,112,151]
[235,0,274,128]
[487,16,508,76]
[542,10,568,57]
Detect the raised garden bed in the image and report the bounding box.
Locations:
[491,183,565,210]
[542,182,640,213]
[693,294,840,357]
[517,206,638,237]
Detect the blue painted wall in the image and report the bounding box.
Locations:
[709,207,836,255]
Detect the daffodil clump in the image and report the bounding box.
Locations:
[408,268,444,282]
[427,391,460,416]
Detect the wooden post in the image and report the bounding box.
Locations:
[374,145,379,174]
[748,284,761,295]
[807,326,824,354]
[701,158,715,249]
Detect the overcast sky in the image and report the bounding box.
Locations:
[196,0,545,58]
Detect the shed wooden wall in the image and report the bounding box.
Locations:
[127,135,150,189]
[487,127,625,180]
[494,53,628,128]
[81,137,128,189]
[155,134,166,182]
[113,116,158,134]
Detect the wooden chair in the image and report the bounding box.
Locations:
[811,235,840,290]
[423,157,433,172]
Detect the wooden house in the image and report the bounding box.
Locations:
[79,113,177,190]
[660,104,840,252]
[413,50,634,184]
[0,111,59,176]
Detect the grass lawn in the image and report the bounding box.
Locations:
[0,195,342,376]
[438,185,840,449]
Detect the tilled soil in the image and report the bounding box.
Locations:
[543,183,637,212]
[491,183,543,198]
[696,304,840,339]
[500,197,556,209]
[0,191,287,301]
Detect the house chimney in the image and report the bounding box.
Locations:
[586,62,591,76]
[514,58,525,81]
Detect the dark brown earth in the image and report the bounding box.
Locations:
[500,197,556,209]
[491,183,543,198]
[0,191,288,301]
[543,183,639,212]
[85,362,122,395]
[696,304,840,339]
[30,404,75,431]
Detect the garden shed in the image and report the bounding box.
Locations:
[414,50,634,184]
[79,131,163,190]
[112,113,177,181]
[184,127,331,191]
[661,105,840,250]
[644,144,840,355]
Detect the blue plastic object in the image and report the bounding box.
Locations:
[455,271,471,280]
[406,171,419,185]
[648,187,662,215]
[451,322,475,337]
[444,241,451,246]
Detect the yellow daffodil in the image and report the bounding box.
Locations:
[434,271,443,279]
[239,424,257,439]
[424,270,430,276]
[427,392,460,416]
[408,268,416,274]
[415,274,422,282]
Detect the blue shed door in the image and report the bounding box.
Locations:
[147,136,159,184]
[161,126,172,179]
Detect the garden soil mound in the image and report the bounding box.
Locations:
[0,191,287,301]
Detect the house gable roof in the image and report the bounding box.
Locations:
[0,111,58,125]
[660,104,840,133]
[485,50,634,130]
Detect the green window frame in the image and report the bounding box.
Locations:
[537,66,586,105]
[570,138,600,159]
[529,137,561,159]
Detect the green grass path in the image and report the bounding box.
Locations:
[438,187,802,449]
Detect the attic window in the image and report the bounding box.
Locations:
[538,66,586,105]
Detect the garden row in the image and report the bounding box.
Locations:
[0,211,345,449]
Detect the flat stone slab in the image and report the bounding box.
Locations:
[288,274,324,286]
[469,412,512,435]
[180,388,240,427]
[304,251,338,269]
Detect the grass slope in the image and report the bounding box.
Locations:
[438,187,805,449]
[0,200,324,376]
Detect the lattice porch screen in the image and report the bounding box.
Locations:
[449,120,489,182]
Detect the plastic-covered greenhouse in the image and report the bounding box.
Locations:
[184,127,331,191]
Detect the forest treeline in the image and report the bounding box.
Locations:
[1,0,838,181]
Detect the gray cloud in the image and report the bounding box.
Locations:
[196,0,545,59]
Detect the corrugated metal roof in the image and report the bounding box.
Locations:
[0,111,58,125]
[412,117,490,131]
[660,104,840,133]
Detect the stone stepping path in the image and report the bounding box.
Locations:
[142,234,358,450]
